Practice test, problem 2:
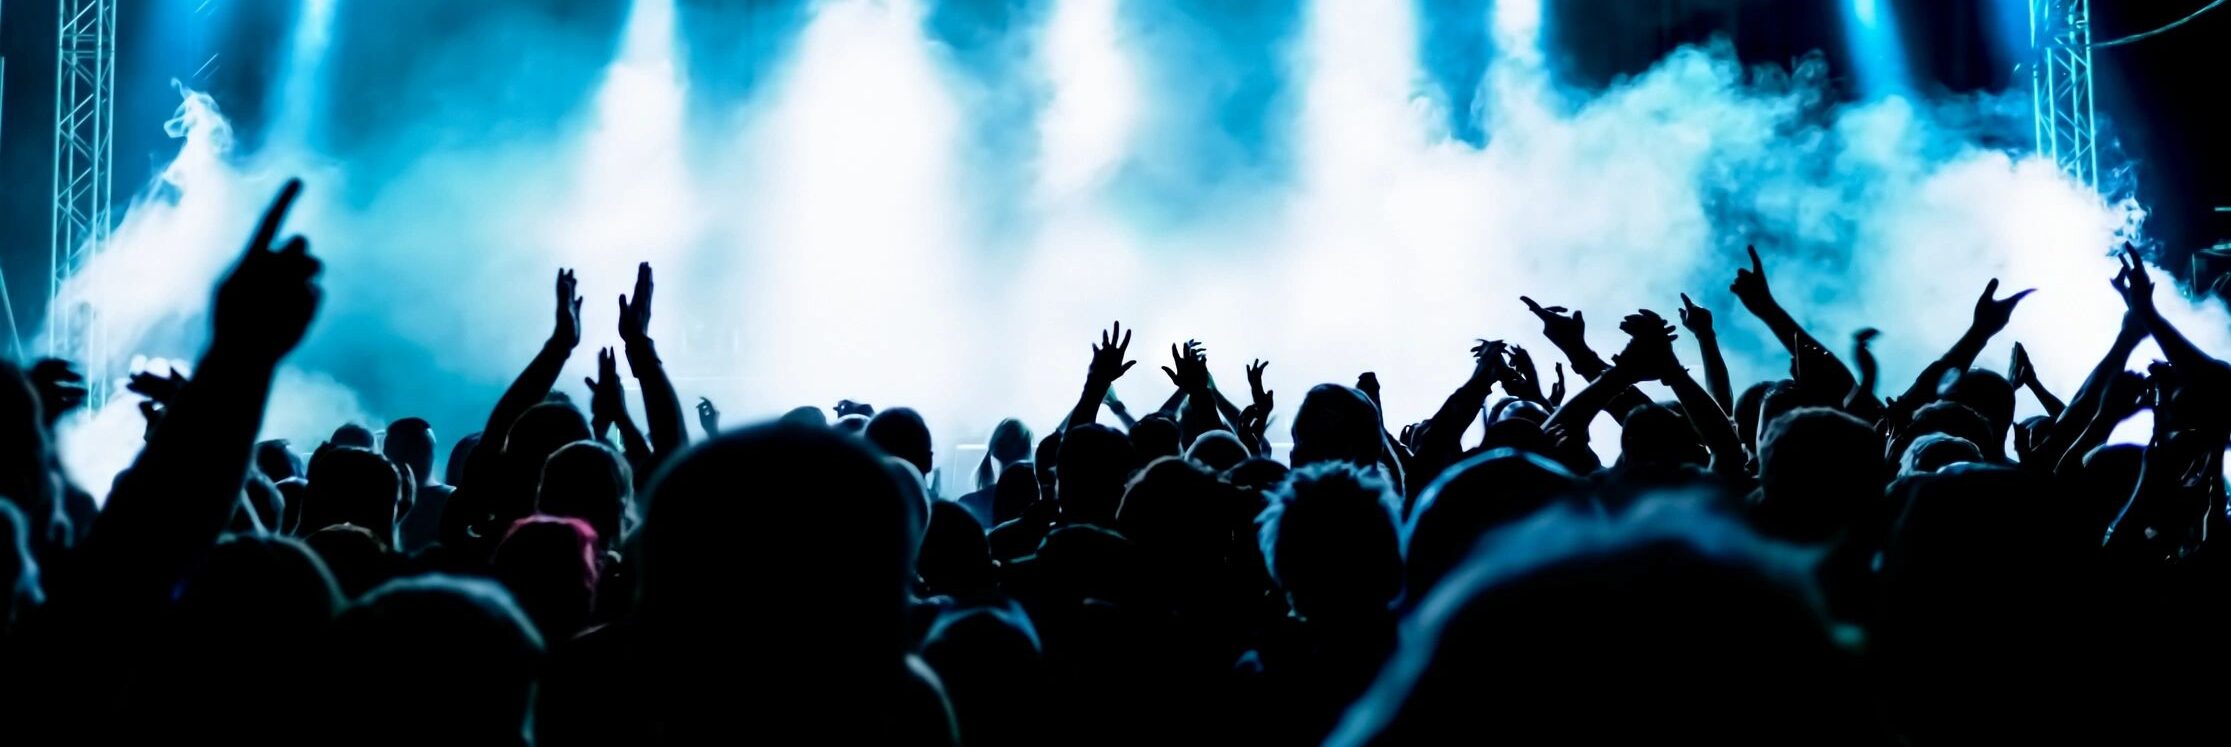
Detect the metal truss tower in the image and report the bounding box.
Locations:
[49,0,117,405]
[2030,0,2099,191]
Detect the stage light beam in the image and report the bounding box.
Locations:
[1842,0,1915,99]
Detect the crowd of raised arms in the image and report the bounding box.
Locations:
[2,179,2228,746]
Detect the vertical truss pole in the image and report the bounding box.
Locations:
[2030,0,2098,191]
[50,0,117,407]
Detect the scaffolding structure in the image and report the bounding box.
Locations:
[2030,0,2098,190]
[49,0,117,406]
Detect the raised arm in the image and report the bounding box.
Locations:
[1730,246,1857,401]
[91,180,321,605]
[1066,322,1136,430]
[1888,278,2034,417]
[1677,294,1734,414]
[1523,296,1650,423]
[1649,310,1744,475]
[619,262,689,457]
[1160,340,1228,444]
[586,347,654,473]
[1417,341,1503,464]
[468,268,582,489]
[2007,343,2065,419]
[1102,389,1140,430]
[2116,247,2226,376]
[2037,310,2147,470]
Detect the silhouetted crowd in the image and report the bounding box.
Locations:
[3,180,2229,745]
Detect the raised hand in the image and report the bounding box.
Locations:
[2009,342,2038,387]
[618,262,654,344]
[1469,339,1510,386]
[1502,345,1549,404]
[1677,293,1715,339]
[584,347,623,438]
[1549,362,1567,407]
[1238,403,1272,451]
[1247,359,1274,412]
[1520,296,1586,350]
[1162,339,1211,394]
[29,358,88,426]
[1971,278,2037,336]
[213,179,322,362]
[1355,371,1380,402]
[1729,245,1773,310]
[550,269,584,349]
[127,367,190,406]
[2110,245,2156,316]
[697,396,720,434]
[1088,322,1137,386]
[1613,310,1680,381]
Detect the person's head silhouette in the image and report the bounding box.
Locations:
[537,440,633,552]
[1258,462,1402,623]
[867,407,935,476]
[321,575,545,746]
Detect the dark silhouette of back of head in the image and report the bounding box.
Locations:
[1293,384,1385,469]
[1489,397,1550,426]
[1402,449,1579,600]
[507,403,593,468]
[330,423,376,450]
[1128,416,1182,463]
[257,439,305,483]
[537,440,633,551]
[446,433,482,487]
[1401,450,1579,602]
[321,575,545,746]
[780,405,829,429]
[1619,402,1708,468]
[1225,456,1292,494]
[867,407,935,475]
[989,418,1034,465]
[635,423,922,741]
[1901,401,1997,463]
[1875,466,2092,742]
[493,515,601,644]
[158,534,341,740]
[1116,457,1229,581]
[919,501,997,598]
[1330,501,1876,746]
[1479,417,1549,456]
[383,417,438,486]
[1943,370,2015,442]
[922,606,1044,747]
[1184,430,1248,473]
[1259,462,1402,623]
[304,523,397,599]
[1057,424,1136,527]
[500,403,594,523]
[303,446,403,547]
[1754,408,1887,543]
[1899,433,1981,476]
